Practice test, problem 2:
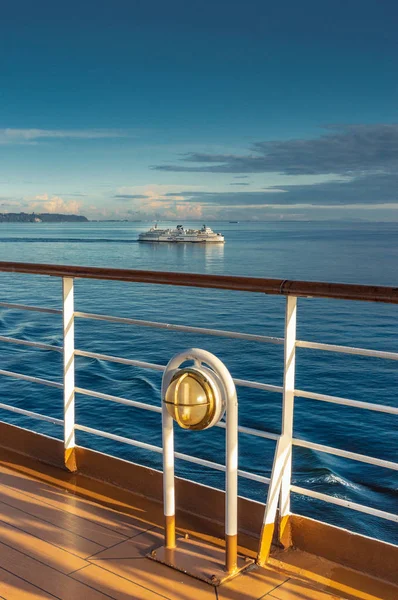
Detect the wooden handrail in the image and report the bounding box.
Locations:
[0,261,397,304]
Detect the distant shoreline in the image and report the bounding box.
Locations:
[0,212,88,223]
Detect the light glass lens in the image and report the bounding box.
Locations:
[165,372,211,428]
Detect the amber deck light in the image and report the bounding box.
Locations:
[148,348,253,586]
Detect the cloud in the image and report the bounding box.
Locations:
[0,129,133,144]
[234,175,249,179]
[114,194,149,200]
[55,192,88,197]
[0,201,23,209]
[113,186,204,219]
[169,172,398,206]
[29,195,82,214]
[230,182,249,186]
[152,124,398,176]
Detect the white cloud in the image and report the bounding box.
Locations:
[29,195,82,214]
[113,184,206,219]
[0,129,133,144]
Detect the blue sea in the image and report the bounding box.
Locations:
[0,221,397,545]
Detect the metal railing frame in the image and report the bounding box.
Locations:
[0,262,396,533]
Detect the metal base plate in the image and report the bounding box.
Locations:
[147,536,255,586]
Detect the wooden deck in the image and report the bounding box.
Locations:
[0,461,396,600]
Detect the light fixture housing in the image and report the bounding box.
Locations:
[164,366,225,430]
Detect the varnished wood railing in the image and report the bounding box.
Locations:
[0,261,397,303]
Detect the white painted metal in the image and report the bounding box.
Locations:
[216,421,280,441]
[76,386,162,413]
[162,348,239,541]
[75,423,164,453]
[175,452,271,485]
[75,349,166,371]
[226,365,238,538]
[0,335,62,353]
[238,471,270,485]
[293,438,398,471]
[291,485,398,523]
[63,278,75,459]
[77,348,283,394]
[296,340,398,361]
[0,302,62,314]
[75,421,270,484]
[233,377,283,394]
[260,434,291,530]
[279,296,297,518]
[0,369,63,389]
[162,396,175,523]
[0,402,63,425]
[295,388,398,415]
[75,310,284,345]
[77,383,279,441]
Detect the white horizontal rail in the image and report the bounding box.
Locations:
[75,423,270,484]
[0,302,61,315]
[234,377,283,395]
[296,340,398,361]
[0,402,63,426]
[75,423,164,453]
[75,349,166,372]
[75,348,284,395]
[295,388,398,415]
[61,385,398,472]
[216,420,280,442]
[76,385,280,441]
[75,310,284,345]
[293,438,398,471]
[0,335,62,353]
[0,369,63,389]
[291,485,398,523]
[75,386,162,413]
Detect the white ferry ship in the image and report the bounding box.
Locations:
[138,223,225,243]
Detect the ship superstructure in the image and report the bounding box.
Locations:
[139,223,225,243]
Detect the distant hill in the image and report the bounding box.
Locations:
[0,213,88,223]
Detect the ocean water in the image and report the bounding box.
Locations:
[0,220,397,545]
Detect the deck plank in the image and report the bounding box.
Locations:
[0,567,56,600]
[0,499,104,558]
[72,564,170,600]
[0,464,147,537]
[0,517,88,574]
[269,549,398,600]
[0,476,127,547]
[267,578,342,599]
[217,566,288,600]
[89,527,165,560]
[90,529,217,600]
[0,460,395,600]
[0,541,115,600]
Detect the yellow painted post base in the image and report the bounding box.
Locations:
[165,514,176,549]
[226,533,238,574]
[148,535,254,586]
[64,447,77,472]
[279,514,292,549]
[257,522,275,566]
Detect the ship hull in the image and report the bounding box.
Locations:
[138,238,225,243]
[138,236,225,243]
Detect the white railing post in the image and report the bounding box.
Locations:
[256,295,297,565]
[279,294,297,546]
[63,277,76,471]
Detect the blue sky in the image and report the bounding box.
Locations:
[1,0,398,220]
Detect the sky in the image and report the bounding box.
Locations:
[1,0,398,221]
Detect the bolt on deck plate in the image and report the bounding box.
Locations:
[147,536,255,586]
